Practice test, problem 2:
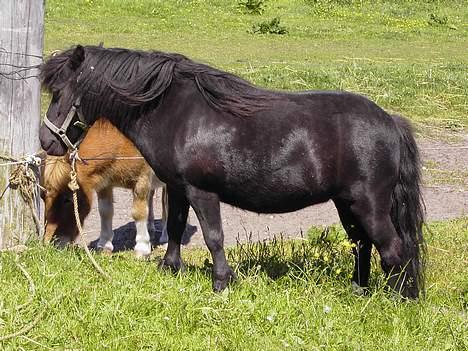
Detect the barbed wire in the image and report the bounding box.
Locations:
[0,64,41,81]
[0,47,43,60]
[0,62,41,69]
[0,47,42,81]
[0,73,40,81]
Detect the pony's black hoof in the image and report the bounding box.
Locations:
[212,268,237,292]
[159,257,186,273]
[351,281,369,296]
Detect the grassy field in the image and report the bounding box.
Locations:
[1,0,466,349]
[42,0,468,135]
[0,219,466,350]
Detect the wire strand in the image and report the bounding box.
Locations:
[0,47,43,60]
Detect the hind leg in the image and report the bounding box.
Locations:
[346,195,417,298]
[334,200,372,293]
[96,187,114,253]
[160,186,189,271]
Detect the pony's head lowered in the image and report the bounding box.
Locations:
[41,154,92,247]
[40,45,88,156]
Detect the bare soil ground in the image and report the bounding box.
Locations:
[83,137,467,250]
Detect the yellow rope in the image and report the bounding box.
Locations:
[14,254,36,312]
[0,254,40,342]
[69,155,111,280]
[0,292,64,342]
[0,303,47,342]
[0,155,42,238]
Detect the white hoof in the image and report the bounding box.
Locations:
[134,242,151,258]
[97,240,114,253]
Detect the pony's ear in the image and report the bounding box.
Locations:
[69,45,85,70]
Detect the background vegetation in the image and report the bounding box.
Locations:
[43,0,467,135]
[1,0,466,349]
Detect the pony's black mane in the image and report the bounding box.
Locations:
[41,46,276,118]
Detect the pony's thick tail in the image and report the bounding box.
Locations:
[390,115,426,299]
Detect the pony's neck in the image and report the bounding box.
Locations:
[81,91,138,131]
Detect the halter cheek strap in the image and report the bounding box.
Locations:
[43,96,89,150]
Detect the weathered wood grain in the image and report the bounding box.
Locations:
[0,0,43,247]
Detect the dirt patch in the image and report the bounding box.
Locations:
[419,135,468,190]
[82,137,468,249]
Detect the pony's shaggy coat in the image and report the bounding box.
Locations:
[39,45,425,298]
[42,118,166,256]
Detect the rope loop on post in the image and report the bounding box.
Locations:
[0,153,43,237]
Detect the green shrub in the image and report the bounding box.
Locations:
[238,0,266,15]
[251,17,288,35]
[428,13,449,26]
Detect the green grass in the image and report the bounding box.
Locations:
[8,2,465,349]
[0,219,466,350]
[42,0,468,134]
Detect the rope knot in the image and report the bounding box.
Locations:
[8,162,37,202]
[68,170,80,192]
[0,153,43,238]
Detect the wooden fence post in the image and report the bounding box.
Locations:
[0,0,44,248]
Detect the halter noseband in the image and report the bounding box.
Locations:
[43,96,89,150]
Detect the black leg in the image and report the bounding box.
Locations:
[160,186,189,272]
[352,240,372,290]
[334,200,372,292]
[186,186,236,291]
[344,195,414,298]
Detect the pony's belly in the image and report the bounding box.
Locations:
[218,189,330,214]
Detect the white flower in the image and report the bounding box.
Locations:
[266,311,277,322]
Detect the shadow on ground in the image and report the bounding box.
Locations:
[89,219,198,252]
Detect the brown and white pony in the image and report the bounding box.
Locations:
[41,118,167,257]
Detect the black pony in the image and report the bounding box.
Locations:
[39,45,425,298]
